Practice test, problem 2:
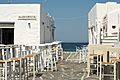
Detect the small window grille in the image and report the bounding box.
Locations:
[28,23,31,28]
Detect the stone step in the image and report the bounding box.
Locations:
[101,39,117,43]
[103,36,118,40]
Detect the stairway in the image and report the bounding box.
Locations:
[101,36,118,45]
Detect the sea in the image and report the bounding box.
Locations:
[61,42,88,52]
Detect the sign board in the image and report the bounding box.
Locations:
[18,16,36,20]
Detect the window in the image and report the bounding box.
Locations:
[42,22,44,25]
[103,26,105,29]
[47,26,49,28]
[112,25,116,29]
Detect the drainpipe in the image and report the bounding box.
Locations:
[117,14,120,43]
[44,25,46,43]
[97,20,101,44]
[118,28,120,42]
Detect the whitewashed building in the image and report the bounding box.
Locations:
[87,2,120,79]
[0,4,55,45]
[88,2,120,45]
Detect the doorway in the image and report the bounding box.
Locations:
[0,28,14,45]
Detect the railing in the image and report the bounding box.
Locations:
[65,45,88,63]
[0,41,63,80]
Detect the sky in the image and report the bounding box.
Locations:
[0,0,120,42]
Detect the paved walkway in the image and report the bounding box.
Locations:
[30,53,99,80]
[38,61,87,80]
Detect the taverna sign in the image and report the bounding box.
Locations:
[18,15,36,20]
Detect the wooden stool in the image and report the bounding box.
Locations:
[25,54,38,80]
[99,61,117,80]
[37,52,44,72]
[9,57,25,80]
[0,60,11,80]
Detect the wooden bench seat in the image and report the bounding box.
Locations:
[0,60,11,63]
[102,62,115,65]
[9,57,24,61]
[111,58,120,62]
[89,54,97,56]
[25,54,37,58]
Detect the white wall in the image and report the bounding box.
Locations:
[41,10,54,43]
[0,4,55,45]
[88,2,120,45]
[107,10,120,36]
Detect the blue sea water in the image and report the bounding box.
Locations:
[61,42,88,52]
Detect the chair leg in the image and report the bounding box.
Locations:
[19,59,22,80]
[33,56,36,80]
[5,61,7,80]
